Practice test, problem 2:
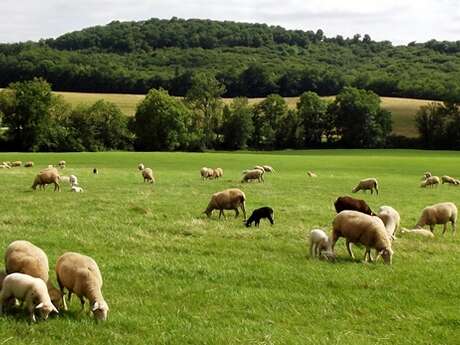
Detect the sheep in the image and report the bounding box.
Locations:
[422,171,432,180]
[204,188,246,220]
[441,175,459,185]
[307,171,317,177]
[93,168,98,175]
[377,205,400,240]
[0,164,10,169]
[32,167,60,192]
[2,161,11,168]
[5,240,63,310]
[138,163,145,171]
[245,207,274,227]
[200,167,214,180]
[11,161,22,167]
[253,165,265,172]
[59,175,70,184]
[332,210,393,264]
[415,202,457,235]
[309,229,335,260]
[71,186,84,193]
[213,168,224,179]
[241,169,264,183]
[58,160,66,168]
[24,161,34,168]
[142,168,155,183]
[262,165,275,173]
[400,228,435,238]
[47,164,54,168]
[55,252,109,321]
[420,176,440,188]
[352,178,379,195]
[334,196,374,216]
[69,175,78,186]
[0,273,58,322]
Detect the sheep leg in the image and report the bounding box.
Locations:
[442,223,447,235]
[79,297,85,312]
[241,204,246,221]
[310,242,315,257]
[268,215,274,225]
[346,240,355,259]
[219,210,225,219]
[453,221,456,235]
[57,278,68,311]
[430,225,435,233]
[234,208,239,218]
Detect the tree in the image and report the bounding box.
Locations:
[186,72,225,149]
[239,65,278,97]
[135,88,192,151]
[0,78,52,151]
[297,91,328,146]
[221,98,254,149]
[330,87,392,148]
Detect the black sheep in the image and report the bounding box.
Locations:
[245,207,274,227]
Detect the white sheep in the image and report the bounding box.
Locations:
[421,171,432,180]
[55,252,109,321]
[420,176,440,188]
[71,186,84,193]
[307,171,317,177]
[309,229,335,260]
[142,168,155,183]
[204,188,246,220]
[58,160,66,168]
[59,175,70,184]
[262,165,275,173]
[69,175,78,186]
[416,202,457,235]
[377,205,400,241]
[0,273,58,322]
[400,228,435,238]
[352,178,379,195]
[332,210,393,264]
[213,168,224,179]
[241,169,264,183]
[138,163,145,171]
[441,175,459,185]
[253,165,265,172]
[200,167,214,180]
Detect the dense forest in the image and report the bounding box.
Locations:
[0,18,460,100]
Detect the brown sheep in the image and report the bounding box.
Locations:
[204,188,246,220]
[420,176,440,188]
[242,169,264,183]
[24,161,34,168]
[416,202,457,235]
[352,178,379,195]
[32,167,60,191]
[334,196,374,215]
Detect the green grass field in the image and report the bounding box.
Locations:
[0,150,459,344]
[55,91,435,138]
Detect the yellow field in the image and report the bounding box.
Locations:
[52,92,436,138]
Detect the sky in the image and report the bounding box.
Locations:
[0,0,459,45]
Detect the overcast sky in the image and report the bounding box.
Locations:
[0,0,459,45]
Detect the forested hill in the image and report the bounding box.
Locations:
[1,17,459,99]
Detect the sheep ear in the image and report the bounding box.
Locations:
[35,303,44,309]
[92,302,99,311]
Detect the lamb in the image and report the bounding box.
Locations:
[420,176,440,188]
[5,240,63,310]
[204,188,246,220]
[415,202,457,235]
[441,175,459,185]
[241,169,264,183]
[71,186,84,193]
[55,252,109,321]
[0,273,58,322]
[200,167,214,180]
[59,175,70,184]
[245,207,274,227]
[422,171,432,180]
[307,171,317,177]
[262,165,275,173]
[309,229,335,260]
[334,196,374,216]
[69,175,78,186]
[377,205,400,240]
[24,161,34,168]
[332,210,393,264]
[138,163,145,171]
[58,160,66,168]
[32,167,60,191]
[352,178,379,195]
[11,161,22,167]
[400,228,435,238]
[213,168,224,179]
[142,168,155,183]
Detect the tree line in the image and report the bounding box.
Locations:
[0,18,459,101]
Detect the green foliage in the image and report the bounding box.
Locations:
[135,89,192,151]
[221,98,254,149]
[297,91,329,146]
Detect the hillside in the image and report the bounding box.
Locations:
[0,18,459,101]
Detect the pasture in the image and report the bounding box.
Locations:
[0,150,459,345]
[54,90,434,138]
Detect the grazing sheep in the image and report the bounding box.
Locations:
[69,175,78,186]
[2,161,11,168]
[416,202,457,235]
[377,205,400,240]
[32,167,60,192]
[213,168,224,179]
[334,196,374,216]
[24,161,34,168]
[142,168,155,183]
[352,178,379,195]
[200,167,214,180]
[422,171,432,180]
[204,188,246,220]
[55,252,109,321]
[332,210,393,264]
[262,165,275,173]
[245,207,274,227]
[138,163,145,171]
[420,176,440,188]
[5,240,63,310]
[93,168,98,175]
[400,228,435,238]
[242,169,264,183]
[253,165,265,172]
[0,273,58,322]
[309,229,335,260]
[11,161,22,167]
[0,164,10,169]
[71,186,84,193]
[307,171,317,177]
[58,160,66,168]
[441,175,459,185]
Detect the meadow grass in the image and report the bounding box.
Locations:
[0,150,459,345]
[54,90,435,138]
